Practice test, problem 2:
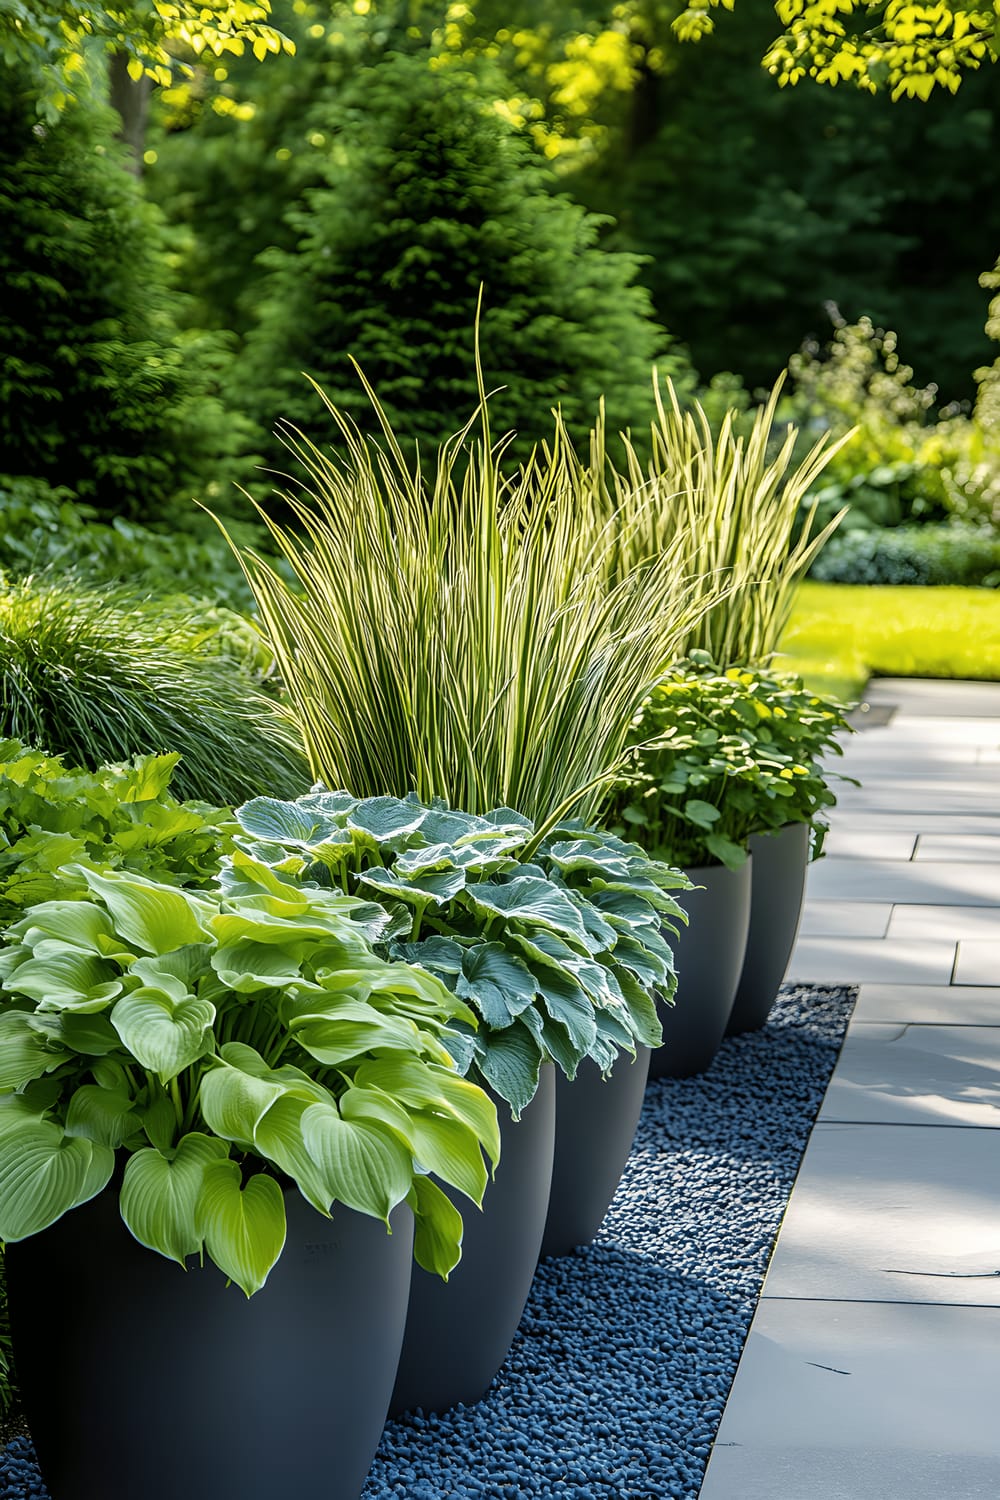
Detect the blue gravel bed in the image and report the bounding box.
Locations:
[1,982,854,1500]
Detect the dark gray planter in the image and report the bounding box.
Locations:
[727,821,810,1036]
[6,1182,413,1500]
[539,1047,651,1259]
[390,1062,556,1416]
[648,857,752,1080]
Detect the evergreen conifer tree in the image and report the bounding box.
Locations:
[242,53,685,464]
[0,67,251,522]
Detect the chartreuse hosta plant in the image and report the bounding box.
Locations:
[230,792,691,1117]
[0,859,499,1295]
[602,655,854,871]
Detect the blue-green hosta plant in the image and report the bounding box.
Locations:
[602,656,854,870]
[230,792,691,1117]
[0,860,499,1295]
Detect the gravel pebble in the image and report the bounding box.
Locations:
[0,983,854,1500]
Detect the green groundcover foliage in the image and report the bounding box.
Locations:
[0,64,253,524]
[241,51,685,466]
[0,577,307,804]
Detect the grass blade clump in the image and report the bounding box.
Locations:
[221,369,708,827]
[0,577,307,804]
[591,373,853,667]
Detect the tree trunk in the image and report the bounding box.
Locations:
[108,48,153,174]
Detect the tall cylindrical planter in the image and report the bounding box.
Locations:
[6,1184,414,1500]
[648,857,752,1080]
[727,821,810,1037]
[390,1063,556,1416]
[540,1046,651,1259]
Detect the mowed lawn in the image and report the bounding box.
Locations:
[776,581,1000,701]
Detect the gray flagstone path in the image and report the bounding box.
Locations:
[698,678,1000,1500]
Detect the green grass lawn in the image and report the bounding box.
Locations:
[775,581,1000,702]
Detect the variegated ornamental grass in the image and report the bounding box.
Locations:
[588,373,853,667]
[217,368,711,830]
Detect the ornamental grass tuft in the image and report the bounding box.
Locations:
[0,576,307,804]
[220,365,711,828]
[587,373,852,667]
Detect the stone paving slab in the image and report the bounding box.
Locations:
[914,833,1000,861]
[887,905,1000,941]
[821,811,1000,835]
[830,782,1000,815]
[863,678,1000,715]
[820,1023,1000,1128]
[806,858,1000,905]
[787,936,956,986]
[761,1123,1000,1305]
[953,940,1000,987]
[821,830,916,860]
[798,902,893,938]
[852,984,1000,1025]
[698,1300,1000,1500]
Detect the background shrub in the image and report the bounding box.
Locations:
[810,524,1000,587]
[0,577,307,803]
[241,51,687,468]
[0,65,254,525]
[0,477,259,611]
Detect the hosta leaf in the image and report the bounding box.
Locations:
[120,1135,229,1265]
[391,935,466,980]
[73,867,209,954]
[252,1094,335,1216]
[440,1023,479,1076]
[0,1011,67,1090]
[140,1092,179,1153]
[212,937,308,992]
[533,968,597,1056]
[4,948,123,1012]
[407,1173,464,1279]
[476,1022,542,1118]
[208,904,366,951]
[605,930,672,990]
[347,797,427,846]
[293,1014,419,1066]
[111,988,215,1083]
[118,753,181,803]
[407,1108,488,1205]
[296,789,357,819]
[338,1085,416,1143]
[353,1057,500,1167]
[0,1121,113,1241]
[617,968,667,1048]
[520,1005,582,1080]
[409,807,481,846]
[199,1051,296,1147]
[301,1105,413,1222]
[9,900,117,956]
[456,942,537,1026]
[65,1083,136,1148]
[543,839,632,881]
[359,865,466,907]
[236,797,340,847]
[129,947,214,1001]
[197,1160,287,1297]
[465,877,592,950]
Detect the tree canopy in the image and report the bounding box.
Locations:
[675,0,1000,98]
